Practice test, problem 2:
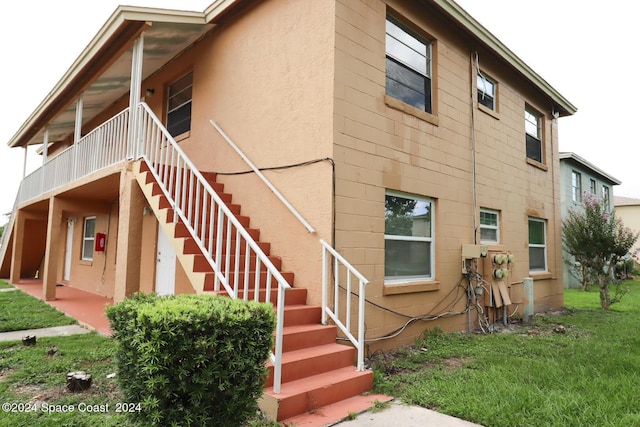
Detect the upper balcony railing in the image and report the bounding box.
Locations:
[17,108,130,206]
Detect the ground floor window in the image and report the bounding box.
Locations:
[528,217,547,272]
[385,191,434,283]
[82,217,96,261]
[480,208,499,244]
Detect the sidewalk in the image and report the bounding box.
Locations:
[336,401,484,427]
[0,325,90,342]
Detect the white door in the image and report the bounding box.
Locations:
[155,226,176,296]
[63,219,74,281]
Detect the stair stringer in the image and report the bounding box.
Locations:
[133,161,208,293]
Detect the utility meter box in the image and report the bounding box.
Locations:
[461,244,488,259]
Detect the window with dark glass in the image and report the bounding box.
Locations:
[590,179,597,194]
[528,217,547,272]
[167,71,193,137]
[477,73,496,110]
[525,107,542,162]
[385,17,432,113]
[385,191,434,282]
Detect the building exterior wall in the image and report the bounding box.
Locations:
[614,204,640,255]
[559,157,618,288]
[332,0,563,349]
[4,0,573,350]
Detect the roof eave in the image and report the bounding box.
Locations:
[432,0,577,117]
[7,6,208,148]
[559,152,622,185]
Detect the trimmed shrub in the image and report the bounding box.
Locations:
[106,292,275,426]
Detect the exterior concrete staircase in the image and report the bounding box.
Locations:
[133,160,374,422]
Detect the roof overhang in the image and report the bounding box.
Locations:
[8,1,242,149]
[432,0,577,117]
[559,152,621,185]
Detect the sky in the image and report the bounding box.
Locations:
[1,0,639,222]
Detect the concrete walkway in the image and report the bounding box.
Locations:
[0,325,90,342]
[336,401,484,427]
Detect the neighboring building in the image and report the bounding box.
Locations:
[0,0,576,420]
[558,152,621,288]
[614,196,640,259]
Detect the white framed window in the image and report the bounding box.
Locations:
[602,185,610,210]
[571,171,582,203]
[528,217,547,273]
[385,16,433,113]
[525,107,542,163]
[82,217,96,261]
[479,209,499,244]
[385,191,434,283]
[166,70,193,137]
[477,73,496,111]
[590,179,597,194]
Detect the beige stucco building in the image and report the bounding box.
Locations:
[0,0,576,420]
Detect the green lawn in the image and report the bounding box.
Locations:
[0,287,76,332]
[372,280,640,427]
[0,285,276,427]
[0,281,14,289]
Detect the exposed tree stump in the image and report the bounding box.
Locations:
[22,335,36,346]
[67,371,92,392]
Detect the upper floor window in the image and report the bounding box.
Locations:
[479,208,499,244]
[82,217,96,261]
[477,73,496,111]
[167,70,193,137]
[528,217,547,273]
[385,191,434,283]
[590,179,597,194]
[385,17,432,113]
[525,107,542,163]
[571,171,582,203]
[602,185,610,209]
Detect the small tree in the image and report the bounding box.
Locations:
[563,192,638,309]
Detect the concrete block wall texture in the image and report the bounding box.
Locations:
[332,0,563,349]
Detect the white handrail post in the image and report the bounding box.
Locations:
[357,279,365,371]
[321,245,328,325]
[273,285,287,393]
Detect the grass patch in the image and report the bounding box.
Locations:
[0,333,130,426]
[372,280,640,427]
[0,290,76,332]
[0,280,14,289]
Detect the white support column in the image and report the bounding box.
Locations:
[73,94,84,179]
[41,127,49,194]
[128,33,144,159]
[22,147,27,179]
[42,127,49,164]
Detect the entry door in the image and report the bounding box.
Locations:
[63,219,74,281]
[155,226,176,296]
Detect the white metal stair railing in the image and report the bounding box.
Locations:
[209,119,370,373]
[321,240,369,371]
[136,103,290,393]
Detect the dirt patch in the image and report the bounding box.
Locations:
[442,357,471,370]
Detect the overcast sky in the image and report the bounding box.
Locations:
[1,0,638,222]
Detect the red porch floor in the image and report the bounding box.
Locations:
[14,279,113,336]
